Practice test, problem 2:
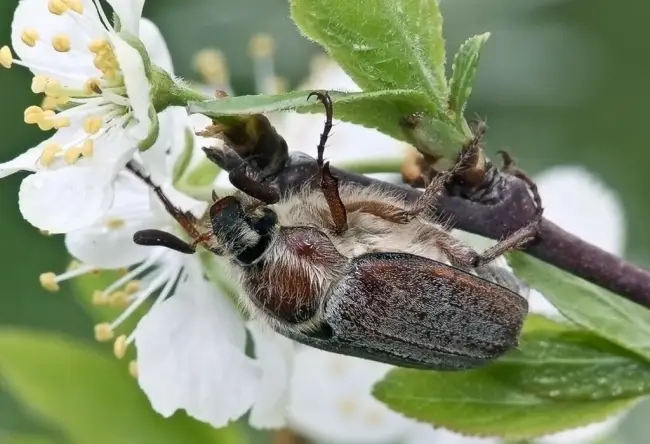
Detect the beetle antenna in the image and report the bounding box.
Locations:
[307,90,333,167]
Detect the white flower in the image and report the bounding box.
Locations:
[0,0,189,234]
[288,346,501,444]
[39,114,293,428]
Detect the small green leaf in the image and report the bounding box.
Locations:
[172,127,195,185]
[290,0,447,104]
[373,317,643,439]
[509,252,650,363]
[449,33,490,126]
[500,329,650,401]
[0,329,245,444]
[404,114,469,158]
[190,89,435,143]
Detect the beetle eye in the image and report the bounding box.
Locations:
[249,208,277,235]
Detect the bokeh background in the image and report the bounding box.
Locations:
[0,0,649,443]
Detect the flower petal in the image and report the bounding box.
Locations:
[139,107,193,179]
[64,174,155,268]
[138,18,173,73]
[535,165,626,255]
[109,34,152,139]
[107,0,144,35]
[11,0,104,87]
[0,147,42,178]
[18,164,114,233]
[134,264,258,428]
[288,347,411,443]
[247,321,294,429]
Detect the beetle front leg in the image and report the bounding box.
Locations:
[203,145,280,204]
[308,90,348,234]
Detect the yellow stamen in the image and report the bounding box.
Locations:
[108,291,129,308]
[94,323,114,342]
[39,272,59,292]
[63,0,83,14]
[88,38,109,54]
[193,48,229,85]
[24,105,44,124]
[83,116,102,135]
[92,290,108,305]
[105,217,125,230]
[56,95,70,105]
[48,0,68,15]
[80,139,94,157]
[114,335,128,359]
[83,78,101,95]
[116,268,129,277]
[37,118,55,132]
[0,46,13,69]
[31,75,49,94]
[21,28,39,47]
[53,117,70,129]
[128,360,138,378]
[63,147,81,164]
[44,79,62,97]
[41,96,58,111]
[124,281,140,294]
[40,142,61,167]
[248,34,275,58]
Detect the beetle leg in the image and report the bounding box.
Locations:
[308,90,348,234]
[203,145,280,204]
[126,161,204,242]
[343,160,454,224]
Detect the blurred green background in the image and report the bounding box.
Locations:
[1,0,649,443]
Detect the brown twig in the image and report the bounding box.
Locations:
[267,152,650,309]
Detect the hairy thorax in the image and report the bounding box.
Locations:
[233,184,452,333]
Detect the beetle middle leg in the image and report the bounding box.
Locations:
[202,145,280,204]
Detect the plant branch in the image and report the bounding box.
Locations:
[268,152,650,309]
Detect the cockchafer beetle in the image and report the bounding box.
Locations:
[129,91,542,370]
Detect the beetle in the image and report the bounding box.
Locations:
[128,91,542,370]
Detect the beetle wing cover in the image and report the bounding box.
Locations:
[318,252,528,370]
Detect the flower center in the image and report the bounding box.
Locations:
[0,0,136,168]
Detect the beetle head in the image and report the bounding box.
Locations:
[207,195,279,265]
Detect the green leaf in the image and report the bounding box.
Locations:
[373,317,643,439]
[290,0,447,104]
[449,33,490,126]
[509,252,650,363]
[0,329,245,444]
[189,89,435,143]
[500,329,650,401]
